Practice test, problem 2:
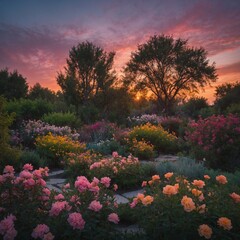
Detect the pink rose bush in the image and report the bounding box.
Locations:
[89,153,141,189]
[186,114,240,171]
[129,172,240,239]
[0,164,120,239]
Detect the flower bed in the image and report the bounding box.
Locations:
[0,164,119,240]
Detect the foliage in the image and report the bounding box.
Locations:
[130,139,156,160]
[125,34,217,114]
[28,83,57,102]
[128,123,178,153]
[0,96,21,172]
[35,133,86,168]
[88,139,128,156]
[19,150,46,169]
[181,97,209,119]
[57,41,116,109]
[160,116,183,137]
[129,173,240,240]
[42,112,81,128]
[5,98,53,126]
[0,68,28,100]
[156,157,207,180]
[78,120,118,143]
[128,114,162,126]
[89,152,149,190]
[215,82,240,113]
[14,120,79,149]
[186,114,240,171]
[0,165,120,240]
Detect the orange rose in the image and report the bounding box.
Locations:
[192,180,205,188]
[136,193,144,201]
[192,188,202,197]
[216,175,227,184]
[152,175,160,181]
[198,224,212,239]
[164,172,173,179]
[204,175,210,180]
[181,195,196,212]
[162,185,178,196]
[217,217,232,230]
[230,192,240,203]
[141,195,154,206]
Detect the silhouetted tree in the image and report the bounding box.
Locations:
[214,82,240,112]
[0,68,28,100]
[57,42,116,110]
[125,35,217,114]
[28,83,56,102]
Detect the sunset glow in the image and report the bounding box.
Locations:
[0,0,240,102]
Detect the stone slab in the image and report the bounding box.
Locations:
[114,194,129,204]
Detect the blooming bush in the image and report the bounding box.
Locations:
[12,120,80,148]
[185,114,240,171]
[129,173,240,239]
[128,114,162,126]
[128,123,178,153]
[35,133,86,168]
[78,120,118,143]
[130,138,156,160]
[89,152,146,190]
[0,164,120,240]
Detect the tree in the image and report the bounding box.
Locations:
[0,68,28,100]
[125,35,217,114]
[57,42,116,109]
[214,82,240,113]
[28,83,56,102]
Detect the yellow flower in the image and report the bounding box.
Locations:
[198,224,212,239]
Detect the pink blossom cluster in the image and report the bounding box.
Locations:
[186,115,240,152]
[0,214,17,240]
[89,153,139,175]
[32,224,54,240]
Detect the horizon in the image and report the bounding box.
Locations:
[0,0,240,103]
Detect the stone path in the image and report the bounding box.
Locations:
[46,154,179,202]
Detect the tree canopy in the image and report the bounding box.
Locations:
[57,42,116,109]
[0,68,28,100]
[125,35,217,114]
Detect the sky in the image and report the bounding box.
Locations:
[0,0,240,102]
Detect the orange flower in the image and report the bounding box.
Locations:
[148,180,153,185]
[152,175,160,181]
[162,185,178,196]
[192,180,205,189]
[198,224,212,239]
[192,188,202,197]
[174,183,179,191]
[197,204,206,214]
[181,196,196,212]
[204,175,210,180]
[164,172,173,179]
[217,217,232,230]
[136,193,144,201]
[183,179,189,184]
[216,175,227,184]
[230,192,240,203]
[141,195,154,206]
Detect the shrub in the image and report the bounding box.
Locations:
[19,150,45,169]
[185,114,240,171]
[0,164,120,240]
[78,120,118,143]
[89,152,150,190]
[128,114,162,126]
[128,123,178,153]
[0,96,21,171]
[42,112,81,128]
[160,116,183,137]
[129,173,240,239]
[156,157,207,180]
[5,98,53,126]
[130,139,156,160]
[35,133,86,168]
[87,139,128,156]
